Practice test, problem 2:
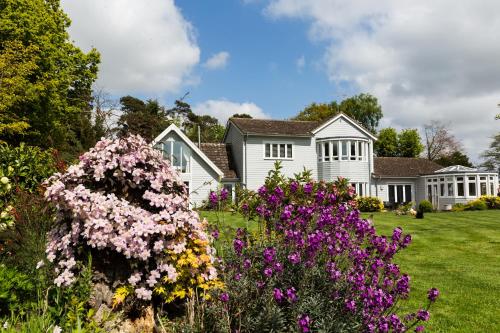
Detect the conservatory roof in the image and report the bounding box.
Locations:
[434,165,478,173]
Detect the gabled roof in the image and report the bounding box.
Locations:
[373,157,442,177]
[228,118,320,137]
[312,113,377,140]
[152,124,224,178]
[199,143,238,180]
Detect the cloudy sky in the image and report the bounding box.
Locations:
[61,0,500,162]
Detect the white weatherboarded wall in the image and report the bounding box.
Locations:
[244,136,317,191]
[224,124,244,181]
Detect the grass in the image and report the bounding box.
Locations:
[198,209,500,333]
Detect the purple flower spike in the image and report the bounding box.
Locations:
[415,325,425,332]
[298,314,311,332]
[427,288,439,302]
[273,288,284,302]
[417,310,430,321]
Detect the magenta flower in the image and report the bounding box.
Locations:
[273,288,284,303]
[287,252,301,264]
[220,188,229,201]
[298,314,311,332]
[263,247,276,264]
[220,292,229,302]
[209,191,218,206]
[417,310,430,321]
[211,229,220,240]
[286,287,298,303]
[263,267,273,278]
[415,325,425,332]
[427,288,439,302]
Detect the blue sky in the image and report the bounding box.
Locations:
[61,0,500,162]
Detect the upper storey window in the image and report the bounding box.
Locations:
[264,143,293,159]
[157,140,190,173]
[317,140,367,162]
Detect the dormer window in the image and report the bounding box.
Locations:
[159,140,190,173]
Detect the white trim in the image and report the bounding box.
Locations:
[312,113,378,141]
[152,124,224,178]
[263,141,294,160]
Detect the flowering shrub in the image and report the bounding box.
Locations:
[417,200,433,213]
[356,196,384,212]
[0,175,14,232]
[44,135,220,306]
[205,163,439,332]
[477,195,500,209]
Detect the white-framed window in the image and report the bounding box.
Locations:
[317,139,367,162]
[446,177,454,197]
[264,142,293,159]
[479,176,487,195]
[159,140,190,173]
[456,177,464,196]
[389,184,412,203]
[332,141,339,160]
[341,141,348,160]
[467,176,477,197]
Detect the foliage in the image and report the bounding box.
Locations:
[204,163,438,332]
[0,0,101,157]
[0,143,63,193]
[480,133,500,173]
[0,190,55,273]
[167,98,225,143]
[375,128,398,157]
[116,96,171,142]
[0,265,36,316]
[376,128,424,158]
[395,202,416,216]
[435,151,473,167]
[397,129,424,158]
[463,199,488,211]
[44,135,220,309]
[451,203,465,212]
[477,195,500,209]
[356,196,384,212]
[418,200,433,213]
[293,93,383,133]
[423,121,461,161]
[231,113,253,118]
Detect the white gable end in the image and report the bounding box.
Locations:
[313,114,377,140]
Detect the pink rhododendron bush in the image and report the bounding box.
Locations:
[44,135,220,315]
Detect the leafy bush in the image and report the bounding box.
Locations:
[418,200,433,213]
[395,202,415,216]
[44,135,220,312]
[478,195,500,209]
[0,265,35,316]
[0,143,63,193]
[451,203,465,212]
[464,199,488,211]
[356,196,384,212]
[204,163,439,332]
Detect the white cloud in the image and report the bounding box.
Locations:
[192,100,269,124]
[265,0,500,161]
[61,0,200,95]
[203,51,230,70]
[296,55,306,73]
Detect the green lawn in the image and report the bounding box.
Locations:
[199,210,500,332]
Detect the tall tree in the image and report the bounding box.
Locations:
[423,121,461,161]
[397,129,424,158]
[375,128,424,158]
[481,134,500,173]
[0,0,100,156]
[231,113,253,119]
[293,93,383,133]
[116,96,171,142]
[435,151,473,167]
[375,128,398,157]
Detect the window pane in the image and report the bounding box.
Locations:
[341,141,348,160]
[350,141,356,160]
[457,182,464,196]
[164,141,172,160]
[448,183,454,196]
[272,144,278,157]
[359,183,364,196]
[405,185,412,202]
[182,147,189,173]
[440,183,445,197]
[389,185,395,203]
[480,183,487,195]
[358,142,363,160]
[397,185,404,203]
[287,144,292,158]
[280,144,286,158]
[324,142,330,161]
[265,144,271,158]
[427,184,432,201]
[491,183,494,195]
[457,177,463,181]
[332,141,338,158]
[468,182,476,196]
[173,141,182,167]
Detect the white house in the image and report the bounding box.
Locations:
[153,113,498,209]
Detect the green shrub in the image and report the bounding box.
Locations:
[0,143,63,193]
[418,200,433,213]
[356,196,384,212]
[452,203,465,212]
[0,265,36,316]
[478,195,500,209]
[464,199,488,211]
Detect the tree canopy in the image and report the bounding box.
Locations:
[435,151,473,167]
[423,121,461,161]
[481,133,500,173]
[375,127,424,158]
[293,93,383,133]
[0,0,101,157]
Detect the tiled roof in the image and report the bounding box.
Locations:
[199,143,238,180]
[229,118,320,136]
[374,157,442,177]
